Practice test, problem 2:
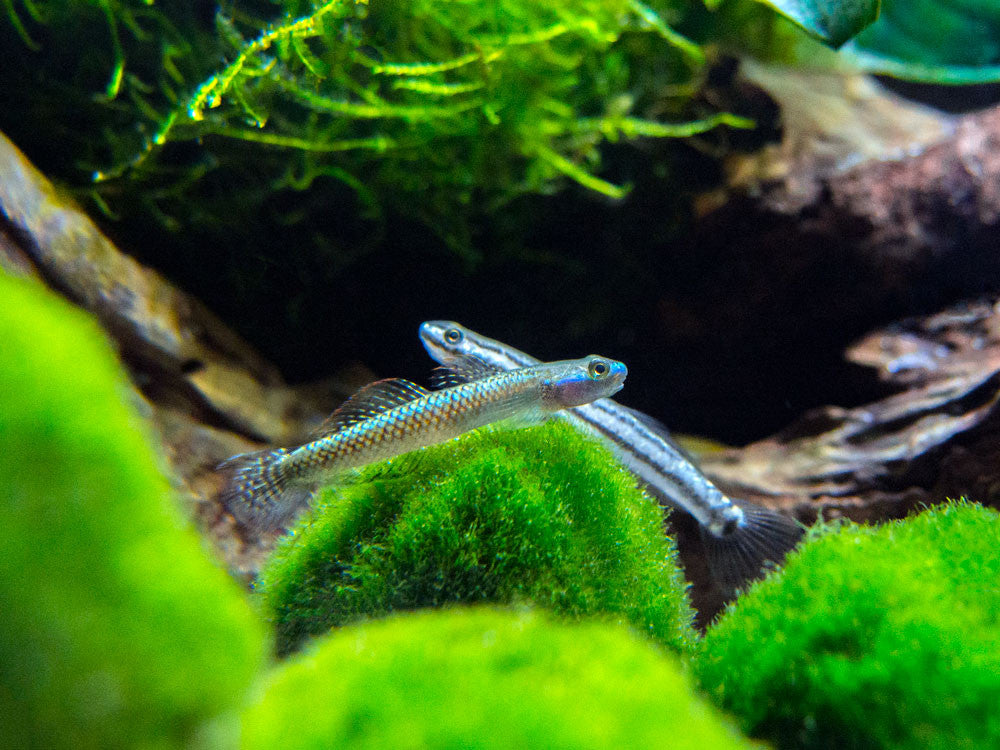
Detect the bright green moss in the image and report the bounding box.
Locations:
[110,0,739,254]
[0,273,267,749]
[243,606,752,750]
[257,420,695,656]
[695,500,1000,750]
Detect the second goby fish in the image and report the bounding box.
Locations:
[419,320,802,592]
[219,352,627,532]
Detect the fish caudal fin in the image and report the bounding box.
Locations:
[700,499,804,595]
[218,448,311,533]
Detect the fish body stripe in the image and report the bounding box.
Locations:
[420,323,739,530]
[284,367,558,483]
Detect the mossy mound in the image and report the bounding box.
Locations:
[0,273,267,749]
[695,500,1000,750]
[243,606,752,750]
[257,420,694,655]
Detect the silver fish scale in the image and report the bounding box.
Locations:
[287,368,542,480]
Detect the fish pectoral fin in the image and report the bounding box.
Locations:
[496,406,551,429]
[429,353,502,389]
[314,378,430,436]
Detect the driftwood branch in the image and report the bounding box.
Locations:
[0,131,369,579]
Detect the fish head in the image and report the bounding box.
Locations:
[419,320,534,372]
[419,320,471,361]
[541,355,627,408]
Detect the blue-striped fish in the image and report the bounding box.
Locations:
[418,320,802,592]
[220,352,627,532]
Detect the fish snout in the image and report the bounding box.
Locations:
[606,360,627,395]
[419,320,465,355]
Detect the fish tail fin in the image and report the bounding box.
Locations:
[218,448,311,533]
[700,499,804,595]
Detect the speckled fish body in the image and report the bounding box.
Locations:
[220,353,626,532]
[419,320,802,591]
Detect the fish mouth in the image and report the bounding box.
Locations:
[418,321,452,357]
[606,375,626,398]
[418,320,445,342]
[607,362,628,394]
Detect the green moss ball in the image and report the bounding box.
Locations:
[257,420,694,655]
[0,273,267,749]
[243,606,752,750]
[695,500,1000,750]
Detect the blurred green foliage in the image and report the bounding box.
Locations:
[0,272,267,749]
[695,500,1000,750]
[242,607,754,750]
[256,420,695,656]
[714,0,879,47]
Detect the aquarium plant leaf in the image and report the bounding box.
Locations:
[840,0,1000,83]
[748,0,881,47]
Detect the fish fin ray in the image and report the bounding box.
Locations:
[429,354,500,389]
[218,448,312,533]
[499,405,550,427]
[701,499,805,595]
[314,378,430,436]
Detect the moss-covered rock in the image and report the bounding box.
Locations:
[695,500,1000,750]
[243,606,751,750]
[257,420,694,655]
[0,273,267,749]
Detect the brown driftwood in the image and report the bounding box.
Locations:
[699,300,1000,516]
[0,130,362,447]
[684,66,1000,522]
[0,131,370,579]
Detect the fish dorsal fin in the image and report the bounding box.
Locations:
[429,354,501,389]
[314,378,430,436]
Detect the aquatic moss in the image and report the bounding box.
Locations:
[257,420,695,656]
[695,500,1000,750]
[242,606,752,750]
[110,0,747,254]
[1,0,752,256]
[0,272,267,749]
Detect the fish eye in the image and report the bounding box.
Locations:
[588,359,610,379]
[445,328,464,344]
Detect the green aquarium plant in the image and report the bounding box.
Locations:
[242,606,755,750]
[0,272,267,749]
[841,0,1000,83]
[0,0,880,261]
[695,500,1000,750]
[256,420,695,656]
[97,0,747,254]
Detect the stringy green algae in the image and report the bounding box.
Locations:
[242,607,753,750]
[695,500,1000,750]
[0,272,267,749]
[256,420,695,656]
[89,0,745,252]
